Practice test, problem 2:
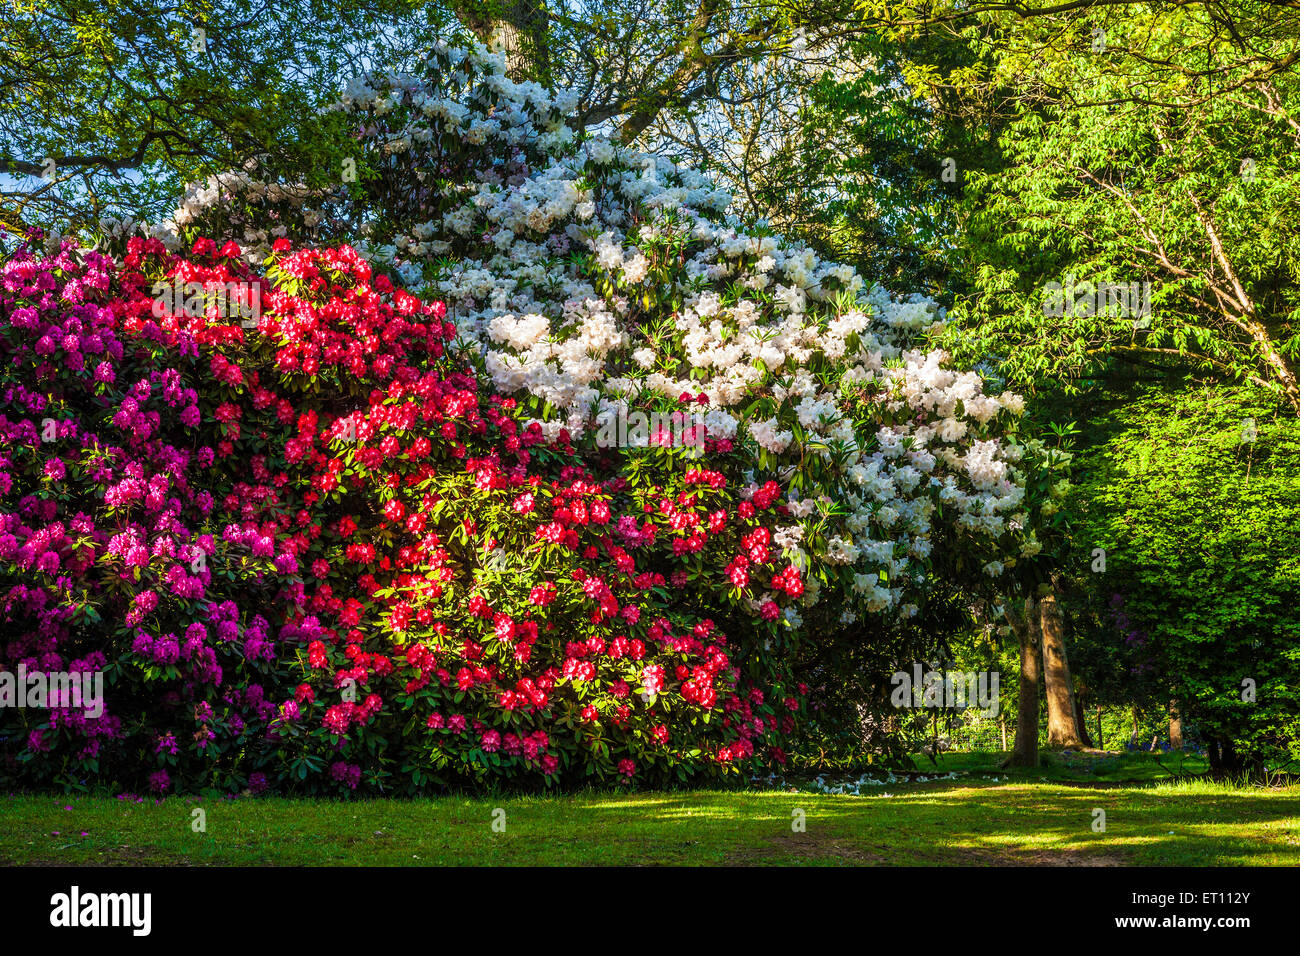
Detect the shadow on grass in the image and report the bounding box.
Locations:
[2,780,1296,866]
[564,783,1300,866]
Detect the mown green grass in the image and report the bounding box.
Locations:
[3,773,1296,866]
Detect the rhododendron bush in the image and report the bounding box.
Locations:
[2,43,1051,794]
[0,232,808,793]
[155,42,1043,629]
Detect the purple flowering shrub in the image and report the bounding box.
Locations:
[0,234,298,793]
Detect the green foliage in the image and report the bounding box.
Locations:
[1073,383,1300,771]
[934,3,1300,411]
[0,0,445,230]
[742,27,980,293]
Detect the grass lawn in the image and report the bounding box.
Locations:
[3,756,1296,866]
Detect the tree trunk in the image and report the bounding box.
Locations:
[1040,582,1087,747]
[1206,737,1257,778]
[1073,694,1095,748]
[1072,673,1095,747]
[451,0,551,83]
[1169,700,1183,751]
[1004,593,1042,767]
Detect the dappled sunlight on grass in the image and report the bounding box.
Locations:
[2,778,1296,866]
